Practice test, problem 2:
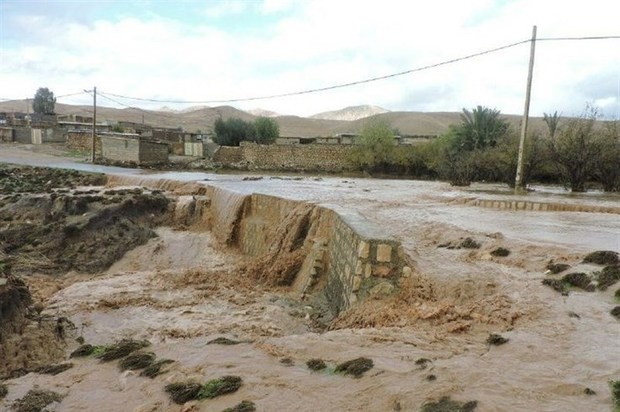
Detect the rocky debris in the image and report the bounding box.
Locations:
[583,251,618,266]
[207,337,241,345]
[611,306,620,319]
[335,357,374,378]
[0,383,7,399]
[486,334,509,346]
[459,238,481,249]
[223,400,256,412]
[546,262,570,274]
[12,389,63,412]
[490,247,510,257]
[0,165,105,194]
[562,273,595,292]
[421,396,478,412]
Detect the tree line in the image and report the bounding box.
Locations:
[212,117,279,146]
[350,106,620,192]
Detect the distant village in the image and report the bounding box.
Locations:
[0,110,436,166]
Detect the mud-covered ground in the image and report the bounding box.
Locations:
[0,163,619,412]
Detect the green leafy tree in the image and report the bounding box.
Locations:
[594,120,620,192]
[350,119,395,170]
[32,87,56,114]
[213,117,255,146]
[253,116,279,144]
[548,106,600,192]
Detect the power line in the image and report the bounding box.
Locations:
[96,91,185,123]
[98,34,620,105]
[100,38,533,104]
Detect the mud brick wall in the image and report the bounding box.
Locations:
[101,136,168,164]
[138,140,168,164]
[67,132,102,154]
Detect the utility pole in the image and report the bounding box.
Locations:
[91,86,97,163]
[515,25,537,191]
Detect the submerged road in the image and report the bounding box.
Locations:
[1,144,618,251]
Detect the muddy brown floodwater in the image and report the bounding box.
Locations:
[0,146,619,412]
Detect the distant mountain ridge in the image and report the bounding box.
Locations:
[311,105,389,121]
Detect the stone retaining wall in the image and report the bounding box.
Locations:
[454,197,620,214]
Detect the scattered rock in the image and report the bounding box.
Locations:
[34,363,73,375]
[198,376,243,399]
[490,247,510,257]
[459,238,480,249]
[583,251,618,265]
[415,358,432,370]
[141,359,175,378]
[12,389,63,412]
[615,288,620,302]
[119,352,156,370]
[306,359,326,371]
[223,400,256,412]
[562,273,595,292]
[207,337,241,345]
[486,333,509,346]
[546,262,570,274]
[426,374,437,382]
[335,357,374,378]
[611,306,620,319]
[421,396,478,412]
[584,387,596,395]
[0,383,7,399]
[165,382,202,405]
[596,265,620,290]
[568,311,581,319]
[280,358,294,366]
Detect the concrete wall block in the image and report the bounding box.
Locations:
[376,244,392,263]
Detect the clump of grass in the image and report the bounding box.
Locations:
[611,306,620,319]
[562,272,595,291]
[426,374,437,382]
[280,358,294,366]
[583,251,618,265]
[34,363,73,375]
[0,383,7,399]
[207,337,241,345]
[490,247,510,257]
[486,334,509,346]
[546,262,570,274]
[584,388,596,395]
[421,396,478,412]
[119,352,156,370]
[198,376,243,399]
[12,389,63,412]
[164,382,202,405]
[610,380,620,411]
[615,288,620,303]
[335,357,374,378]
[96,339,150,362]
[596,265,620,290]
[140,359,175,378]
[70,344,94,358]
[223,400,256,412]
[460,238,480,249]
[306,359,326,371]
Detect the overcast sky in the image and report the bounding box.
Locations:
[1,0,619,118]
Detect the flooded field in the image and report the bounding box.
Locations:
[0,148,619,411]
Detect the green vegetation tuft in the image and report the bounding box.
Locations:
[119,352,156,370]
[596,265,620,290]
[490,247,510,257]
[562,272,595,292]
[198,376,243,399]
[583,251,618,266]
[140,359,175,378]
[34,363,73,375]
[610,380,620,412]
[486,334,509,346]
[164,382,202,405]
[70,344,95,358]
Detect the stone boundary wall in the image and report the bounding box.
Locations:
[212,143,355,172]
[454,197,620,214]
[66,131,101,155]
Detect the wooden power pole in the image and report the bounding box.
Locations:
[91,86,97,163]
[515,26,537,191]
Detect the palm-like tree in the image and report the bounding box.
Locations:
[456,106,509,151]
